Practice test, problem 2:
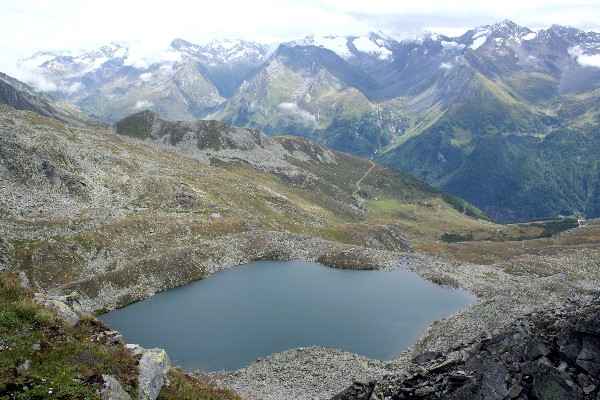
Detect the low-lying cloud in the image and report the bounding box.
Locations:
[278,102,317,122]
[13,67,57,92]
[65,82,84,94]
[139,72,153,82]
[134,100,154,109]
[569,46,600,68]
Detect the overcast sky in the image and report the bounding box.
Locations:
[2,0,600,79]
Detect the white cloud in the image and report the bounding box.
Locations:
[278,102,316,122]
[139,72,153,82]
[579,54,600,68]
[27,74,57,92]
[134,100,154,110]
[64,82,84,94]
[11,66,57,92]
[0,0,600,76]
[439,62,453,70]
[569,46,600,68]
[123,42,183,69]
[278,102,298,111]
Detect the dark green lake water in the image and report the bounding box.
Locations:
[99,260,474,372]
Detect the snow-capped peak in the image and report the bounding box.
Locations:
[206,39,243,51]
[352,32,394,60]
[170,38,202,54]
[290,31,397,60]
[291,35,352,59]
[200,39,269,63]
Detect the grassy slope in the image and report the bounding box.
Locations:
[0,271,240,400]
[379,69,600,222]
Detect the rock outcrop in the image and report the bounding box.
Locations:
[33,292,82,325]
[137,348,171,400]
[332,296,600,400]
[101,374,132,400]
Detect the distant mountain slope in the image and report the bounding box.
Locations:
[17,20,600,221]
[380,21,600,221]
[19,40,271,121]
[0,72,97,126]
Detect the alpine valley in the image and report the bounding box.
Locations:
[1,19,600,400]
[20,20,600,222]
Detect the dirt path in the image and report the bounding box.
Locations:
[352,160,376,197]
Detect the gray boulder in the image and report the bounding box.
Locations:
[137,348,170,400]
[101,374,131,400]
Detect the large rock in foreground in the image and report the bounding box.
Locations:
[138,348,171,400]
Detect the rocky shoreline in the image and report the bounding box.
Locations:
[6,227,597,399]
[184,231,589,400]
[333,295,600,399]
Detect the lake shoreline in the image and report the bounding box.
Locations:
[74,230,589,399]
[178,234,585,400]
[99,260,474,372]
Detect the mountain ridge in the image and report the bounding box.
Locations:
[13,20,600,221]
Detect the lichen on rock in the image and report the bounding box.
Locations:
[137,348,171,400]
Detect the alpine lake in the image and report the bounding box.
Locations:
[99,260,475,372]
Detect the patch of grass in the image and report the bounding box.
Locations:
[158,368,242,400]
[441,232,474,243]
[365,199,403,213]
[317,227,352,244]
[0,271,137,399]
[483,271,500,280]
[0,271,243,399]
[526,218,580,238]
[451,128,473,147]
[11,238,39,271]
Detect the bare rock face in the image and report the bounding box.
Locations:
[33,292,82,325]
[101,374,132,400]
[137,348,170,400]
[333,296,600,400]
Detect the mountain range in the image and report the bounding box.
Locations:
[17,20,600,221]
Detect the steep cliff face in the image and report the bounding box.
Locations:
[333,296,600,400]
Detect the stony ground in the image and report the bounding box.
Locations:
[2,105,599,400]
[333,295,600,399]
[209,243,595,400]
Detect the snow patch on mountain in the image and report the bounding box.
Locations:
[200,39,269,63]
[473,29,491,40]
[522,32,537,41]
[19,54,57,69]
[441,41,459,49]
[296,35,352,59]
[352,37,392,60]
[113,46,127,59]
[470,36,487,50]
[207,39,242,51]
